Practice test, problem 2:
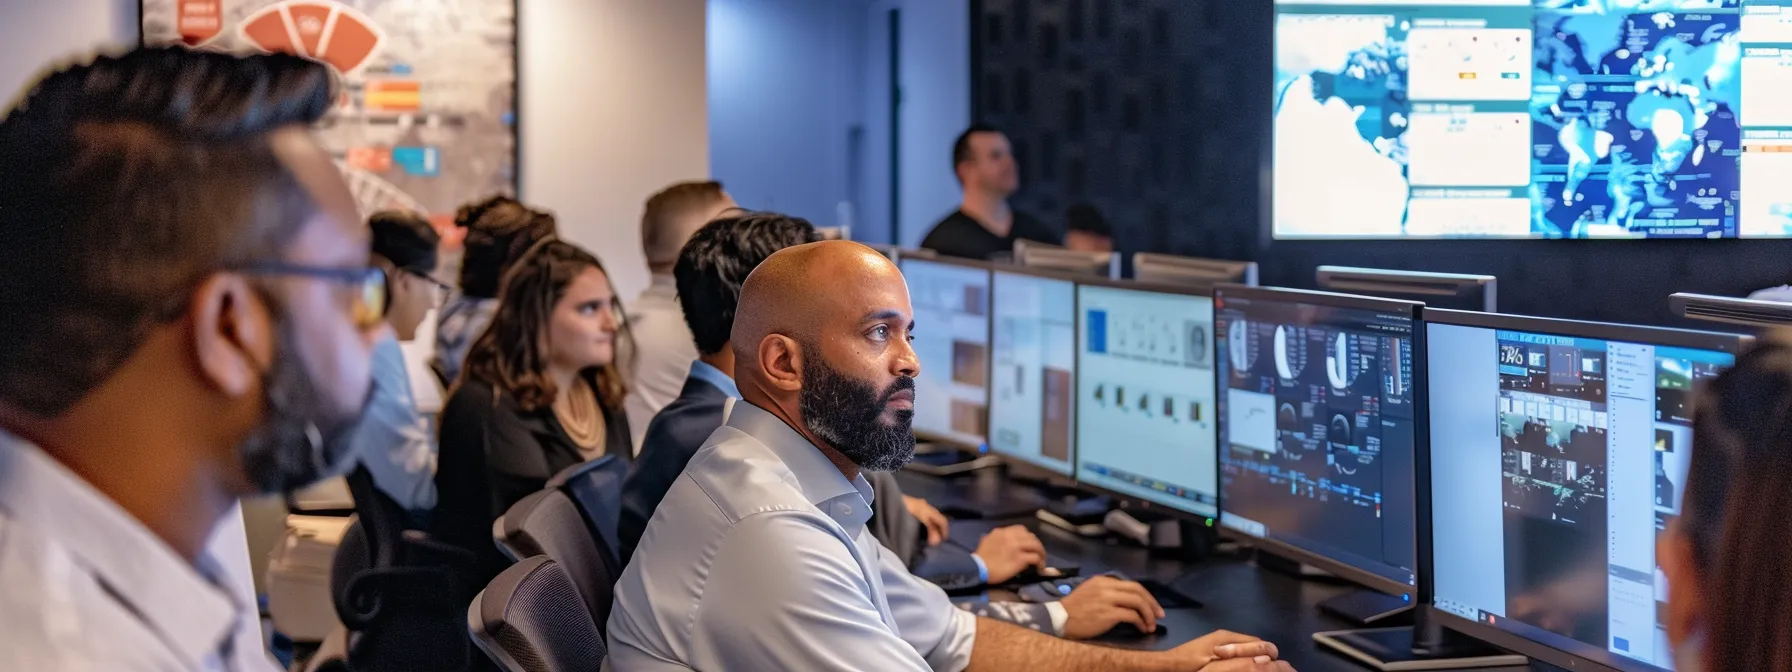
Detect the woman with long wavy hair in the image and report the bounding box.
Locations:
[432,238,633,585]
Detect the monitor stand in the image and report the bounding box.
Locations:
[1318,590,1414,626]
[905,441,1001,476]
[1313,610,1527,670]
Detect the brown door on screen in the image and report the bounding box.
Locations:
[1042,368,1071,461]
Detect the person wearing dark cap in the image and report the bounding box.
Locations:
[1064,203,1115,253]
[922,125,1060,260]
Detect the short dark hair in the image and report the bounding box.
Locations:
[453,195,557,298]
[952,123,1004,171]
[0,46,333,417]
[1066,203,1113,238]
[370,210,441,276]
[674,212,821,355]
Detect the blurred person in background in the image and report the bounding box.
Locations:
[433,239,634,591]
[626,180,738,450]
[433,195,556,386]
[0,47,378,670]
[922,125,1059,260]
[1064,203,1114,254]
[341,210,450,523]
[1660,333,1792,670]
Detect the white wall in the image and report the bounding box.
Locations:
[520,0,709,301]
[0,0,137,105]
[708,0,868,236]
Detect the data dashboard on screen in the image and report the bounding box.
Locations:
[988,271,1078,475]
[1215,292,1419,588]
[901,258,991,448]
[1427,320,1736,670]
[1271,0,1792,239]
[1074,285,1219,517]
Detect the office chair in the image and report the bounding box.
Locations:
[545,455,629,573]
[468,556,606,672]
[324,467,479,671]
[494,488,619,635]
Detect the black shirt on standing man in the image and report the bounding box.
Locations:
[920,209,1061,261]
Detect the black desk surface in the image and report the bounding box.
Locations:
[896,468,1556,672]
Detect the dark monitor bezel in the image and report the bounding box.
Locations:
[897,255,996,451]
[1212,284,1426,599]
[1316,266,1498,313]
[1070,275,1223,522]
[985,265,1088,479]
[1418,309,1753,672]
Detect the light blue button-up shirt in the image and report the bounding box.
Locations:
[0,430,277,671]
[607,401,979,671]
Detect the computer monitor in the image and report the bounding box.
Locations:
[988,268,1080,477]
[899,256,992,450]
[1015,239,1121,279]
[1073,278,1219,520]
[1214,286,1423,600]
[1317,266,1498,313]
[1133,253,1259,290]
[1424,310,1750,672]
[1669,292,1792,328]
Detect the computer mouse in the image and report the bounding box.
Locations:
[1104,621,1167,639]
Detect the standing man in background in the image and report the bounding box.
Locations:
[921,125,1060,260]
[626,180,738,449]
[0,47,379,670]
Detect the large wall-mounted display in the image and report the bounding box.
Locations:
[1272,0,1777,240]
[142,0,518,222]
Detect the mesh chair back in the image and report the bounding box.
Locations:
[468,556,605,672]
[497,489,617,633]
[546,455,628,573]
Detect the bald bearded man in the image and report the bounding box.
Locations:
[606,242,1291,671]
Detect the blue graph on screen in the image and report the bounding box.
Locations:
[1272,0,1787,240]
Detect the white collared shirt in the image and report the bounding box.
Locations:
[607,402,979,671]
[624,273,700,452]
[0,430,277,672]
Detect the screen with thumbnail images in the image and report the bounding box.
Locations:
[1215,290,1419,591]
[988,271,1078,476]
[1271,0,1792,239]
[1427,319,1737,671]
[901,258,991,448]
[1074,284,1218,518]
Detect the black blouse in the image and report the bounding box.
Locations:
[432,375,632,589]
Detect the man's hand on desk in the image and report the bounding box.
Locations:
[1168,630,1288,671]
[903,495,950,546]
[973,525,1047,584]
[1059,575,1164,640]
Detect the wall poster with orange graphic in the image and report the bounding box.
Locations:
[142,0,517,230]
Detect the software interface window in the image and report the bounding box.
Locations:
[902,259,991,448]
[1215,296,1419,587]
[1272,0,1780,239]
[989,272,1078,475]
[1428,323,1733,670]
[1074,286,1219,516]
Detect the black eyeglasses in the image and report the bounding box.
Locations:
[234,262,389,328]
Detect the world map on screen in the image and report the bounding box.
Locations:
[1273,0,1791,240]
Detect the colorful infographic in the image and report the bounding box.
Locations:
[142,0,518,226]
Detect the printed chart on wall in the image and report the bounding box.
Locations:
[1271,0,1792,239]
[142,0,517,227]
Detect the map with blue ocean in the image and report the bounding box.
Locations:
[1275,0,1791,239]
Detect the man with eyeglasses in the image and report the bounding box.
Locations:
[334,209,452,523]
[0,47,381,670]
